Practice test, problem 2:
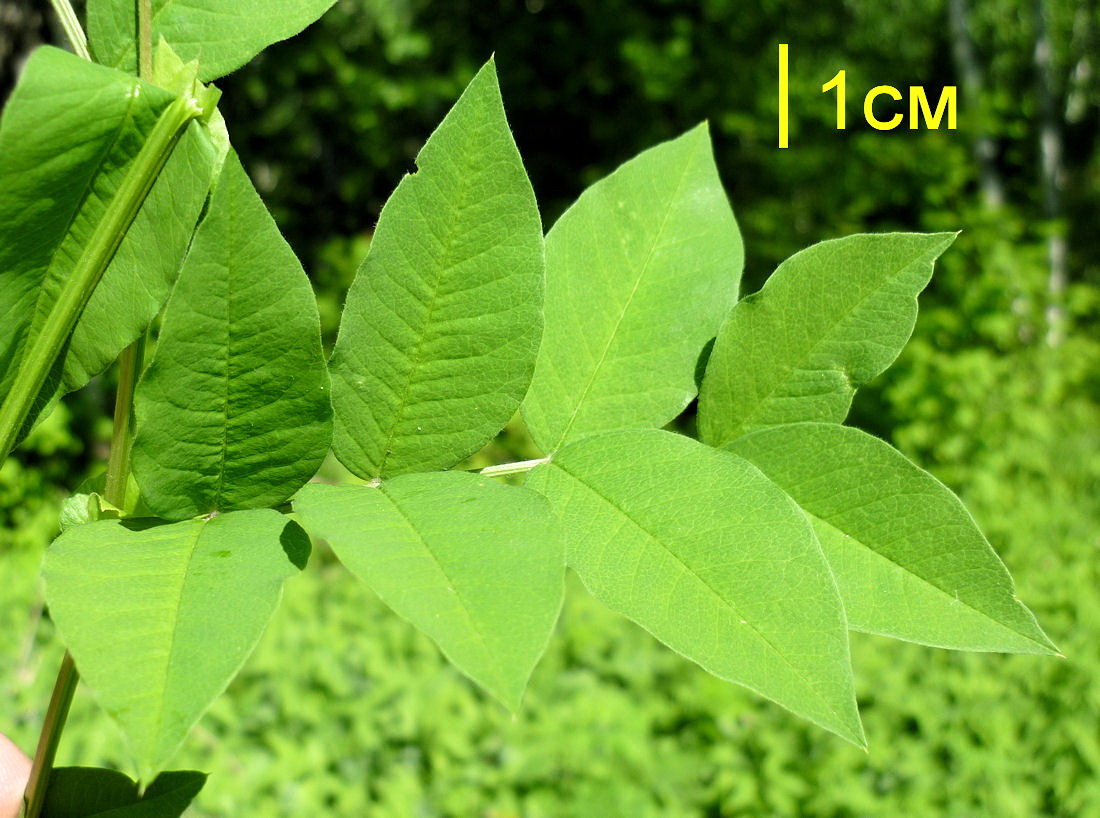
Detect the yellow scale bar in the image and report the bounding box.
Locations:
[778,43,789,149]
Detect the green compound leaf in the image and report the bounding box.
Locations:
[132,151,332,521]
[329,59,543,480]
[294,471,564,711]
[43,510,309,784]
[698,232,957,447]
[522,124,742,453]
[526,429,864,746]
[87,0,337,82]
[0,47,212,441]
[44,768,205,817]
[727,423,1058,654]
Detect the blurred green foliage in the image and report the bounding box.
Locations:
[4,476,1096,816]
[216,0,1098,286]
[3,0,1099,813]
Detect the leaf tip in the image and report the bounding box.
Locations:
[835,707,868,752]
[682,120,712,147]
[474,54,501,86]
[1036,634,1063,657]
[496,684,527,715]
[930,230,960,254]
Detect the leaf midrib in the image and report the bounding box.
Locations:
[146,519,205,767]
[717,242,938,444]
[376,486,511,699]
[550,139,700,451]
[552,460,855,733]
[210,190,236,512]
[373,147,479,478]
[807,509,1047,650]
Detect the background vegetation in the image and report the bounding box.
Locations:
[2,0,1098,814]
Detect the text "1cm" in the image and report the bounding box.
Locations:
[778,44,957,149]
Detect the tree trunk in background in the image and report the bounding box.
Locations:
[1064,0,1095,126]
[946,0,1039,341]
[947,0,1005,209]
[1033,0,1068,347]
[0,0,51,102]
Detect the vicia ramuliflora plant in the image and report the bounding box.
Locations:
[0,1,1057,814]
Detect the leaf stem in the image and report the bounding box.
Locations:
[0,91,202,465]
[22,653,79,818]
[479,457,550,478]
[48,0,90,61]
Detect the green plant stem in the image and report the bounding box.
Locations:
[22,653,78,818]
[25,287,151,818]
[23,17,167,815]
[48,0,90,61]
[138,0,153,79]
[479,457,550,478]
[103,335,147,507]
[0,92,202,465]
[20,270,149,818]
[104,0,154,509]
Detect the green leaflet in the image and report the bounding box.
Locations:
[294,471,564,710]
[43,768,205,817]
[522,124,742,453]
[87,0,337,82]
[64,124,215,392]
[63,43,221,393]
[43,510,309,784]
[131,151,332,521]
[727,423,1057,654]
[329,59,544,480]
[698,232,957,447]
[526,429,864,746]
[0,47,209,446]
